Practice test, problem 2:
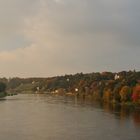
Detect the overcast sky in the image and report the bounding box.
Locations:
[0,0,140,77]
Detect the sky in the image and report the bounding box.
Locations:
[0,0,140,77]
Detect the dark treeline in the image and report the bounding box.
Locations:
[0,70,140,105]
[0,82,7,97]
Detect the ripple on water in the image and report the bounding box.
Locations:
[0,94,139,140]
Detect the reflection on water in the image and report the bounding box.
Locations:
[101,102,140,126]
[65,95,140,127]
[0,94,139,140]
[74,96,140,127]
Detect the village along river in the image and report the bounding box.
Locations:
[0,94,140,140]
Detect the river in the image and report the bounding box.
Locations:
[0,94,140,140]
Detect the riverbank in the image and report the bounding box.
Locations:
[2,71,140,106]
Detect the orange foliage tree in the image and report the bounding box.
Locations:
[119,86,132,102]
[132,85,140,103]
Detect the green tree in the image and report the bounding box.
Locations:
[0,82,7,98]
[0,82,6,92]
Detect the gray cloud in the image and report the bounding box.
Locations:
[0,0,140,77]
[0,0,38,51]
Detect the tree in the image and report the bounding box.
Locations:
[103,89,112,102]
[0,82,6,92]
[132,85,140,103]
[0,82,7,98]
[119,86,132,102]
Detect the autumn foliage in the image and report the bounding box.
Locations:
[1,70,140,105]
[132,85,140,103]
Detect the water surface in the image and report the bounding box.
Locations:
[0,94,140,140]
